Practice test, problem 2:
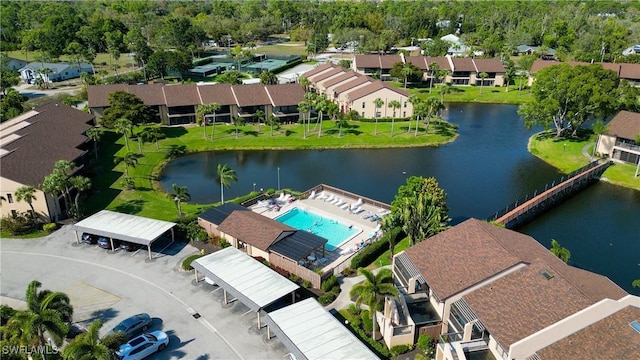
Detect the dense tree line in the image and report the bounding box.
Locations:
[1,1,639,62]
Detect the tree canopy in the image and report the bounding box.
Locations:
[102,91,155,128]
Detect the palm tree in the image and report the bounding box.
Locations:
[373,98,384,135]
[10,280,72,348]
[259,71,278,85]
[428,62,440,93]
[424,97,444,134]
[115,152,141,179]
[550,239,571,263]
[478,72,489,94]
[401,64,414,89]
[255,109,265,134]
[297,101,310,139]
[85,127,102,161]
[438,83,451,103]
[407,95,421,134]
[171,184,190,216]
[62,320,113,360]
[298,76,311,92]
[350,268,399,340]
[388,100,401,137]
[69,176,91,218]
[400,193,447,245]
[139,127,164,150]
[197,103,221,140]
[114,118,133,152]
[232,116,245,139]
[216,163,238,204]
[266,113,279,137]
[304,92,316,134]
[15,185,37,224]
[314,95,328,137]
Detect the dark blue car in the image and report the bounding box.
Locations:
[108,313,152,339]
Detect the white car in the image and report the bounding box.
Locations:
[116,331,169,360]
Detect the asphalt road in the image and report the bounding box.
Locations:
[0,225,289,359]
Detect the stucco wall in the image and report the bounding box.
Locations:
[0,177,53,222]
[596,134,616,156]
[349,90,413,119]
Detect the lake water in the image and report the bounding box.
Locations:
[160,103,640,294]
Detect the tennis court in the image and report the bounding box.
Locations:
[244,58,288,72]
[189,61,232,77]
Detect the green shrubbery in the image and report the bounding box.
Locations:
[350,235,390,269]
[43,223,57,233]
[321,275,338,292]
[417,334,435,357]
[390,344,413,357]
[181,254,203,271]
[318,293,336,305]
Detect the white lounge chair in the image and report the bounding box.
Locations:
[308,190,316,199]
[324,194,334,202]
[316,191,328,200]
[335,199,346,207]
[332,197,342,205]
[340,203,350,210]
[351,206,364,214]
[277,193,286,202]
[282,194,292,203]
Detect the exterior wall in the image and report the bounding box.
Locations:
[247,246,269,260]
[198,218,221,237]
[0,177,53,222]
[336,82,372,105]
[349,90,413,119]
[596,134,617,156]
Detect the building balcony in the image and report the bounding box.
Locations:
[437,335,495,360]
[614,140,640,154]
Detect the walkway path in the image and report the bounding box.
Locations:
[326,265,392,311]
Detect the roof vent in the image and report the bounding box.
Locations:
[630,320,640,334]
[540,269,554,280]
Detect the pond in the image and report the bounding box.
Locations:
[160,103,640,294]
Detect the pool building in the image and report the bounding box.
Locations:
[197,185,388,288]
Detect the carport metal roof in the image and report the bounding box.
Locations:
[191,247,299,312]
[264,298,380,360]
[73,210,176,246]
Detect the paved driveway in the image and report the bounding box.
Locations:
[0,225,289,359]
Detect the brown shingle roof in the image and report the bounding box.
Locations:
[473,58,505,73]
[87,84,128,107]
[231,84,270,107]
[266,83,305,106]
[302,63,336,78]
[334,76,372,95]
[606,110,640,141]
[162,84,200,107]
[536,305,640,360]
[126,83,166,105]
[308,67,345,82]
[355,55,381,68]
[620,63,640,80]
[346,81,409,101]
[404,219,523,300]
[380,55,402,69]
[405,56,428,70]
[87,83,166,108]
[1,103,93,185]
[320,71,361,89]
[530,60,562,73]
[451,57,475,72]
[197,83,237,106]
[217,210,294,251]
[425,57,452,71]
[463,260,595,349]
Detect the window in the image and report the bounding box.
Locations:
[403,112,406,117]
[362,102,365,109]
[361,112,365,117]
[6,194,13,203]
[404,102,407,108]
[11,210,17,217]
[375,112,381,118]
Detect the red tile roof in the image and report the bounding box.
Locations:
[197,83,237,106]
[346,81,409,101]
[606,110,640,140]
[217,210,294,251]
[266,83,305,106]
[162,84,200,107]
[1,103,93,185]
[536,305,640,360]
[463,260,595,349]
[231,84,271,107]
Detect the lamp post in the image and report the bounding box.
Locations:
[253,183,256,192]
[277,167,280,190]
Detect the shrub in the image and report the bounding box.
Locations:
[0,213,32,235]
[289,274,300,282]
[390,344,413,357]
[341,267,355,277]
[331,285,341,294]
[417,334,435,356]
[43,223,57,233]
[217,237,231,248]
[317,293,336,306]
[414,353,427,360]
[360,310,372,332]
[321,275,338,292]
[181,254,203,271]
[302,280,311,288]
[350,235,390,269]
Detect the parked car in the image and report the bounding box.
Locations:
[120,242,142,252]
[97,237,121,249]
[116,331,169,360]
[108,313,152,339]
[81,233,98,244]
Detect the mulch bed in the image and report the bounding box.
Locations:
[189,240,220,255]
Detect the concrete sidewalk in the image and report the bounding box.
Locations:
[325,265,392,311]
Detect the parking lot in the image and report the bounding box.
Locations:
[0,225,290,359]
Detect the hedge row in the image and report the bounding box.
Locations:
[181,254,203,271]
[350,235,390,269]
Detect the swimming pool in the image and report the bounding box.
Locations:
[275,207,361,251]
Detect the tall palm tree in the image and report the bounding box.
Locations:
[401,64,414,89]
[232,116,245,139]
[297,101,310,139]
[407,95,421,134]
[400,193,447,245]
[69,176,91,218]
[15,185,37,224]
[298,76,311,92]
[139,127,164,150]
[304,92,316,134]
[424,97,444,134]
[197,103,221,140]
[350,268,398,340]
[171,183,190,216]
[388,100,401,137]
[114,118,133,152]
[266,113,279,137]
[478,72,489,94]
[9,280,72,348]
[255,109,265,134]
[428,62,440,93]
[61,320,113,360]
[115,152,141,179]
[216,164,238,204]
[314,95,328,137]
[438,83,452,103]
[373,98,384,135]
[85,127,102,161]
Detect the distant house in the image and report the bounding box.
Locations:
[440,34,473,57]
[1,57,28,71]
[18,61,93,84]
[622,44,640,56]
[595,110,640,165]
[516,45,557,60]
[0,103,94,222]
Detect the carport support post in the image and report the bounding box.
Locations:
[223,289,228,304]
[147,245,152,260]
[267,326,271,339]
[110,238,115,252]
[74,230,80,244]
[257,311,261,329]
[194,269,199,283]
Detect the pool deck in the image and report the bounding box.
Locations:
[250,191,385,271]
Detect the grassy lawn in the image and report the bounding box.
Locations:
[6,50,138,78]
[85,119,458,221]
[0,229,49,239]
[409,83,533,104]
[256,42,308,56]
[369,237,411,268]
[528,130,640,191]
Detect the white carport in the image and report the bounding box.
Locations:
[264,298,380,360]
[72,210,176,260]
[191,247,299,328]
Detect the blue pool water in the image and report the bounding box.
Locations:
[275,207,360,251]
